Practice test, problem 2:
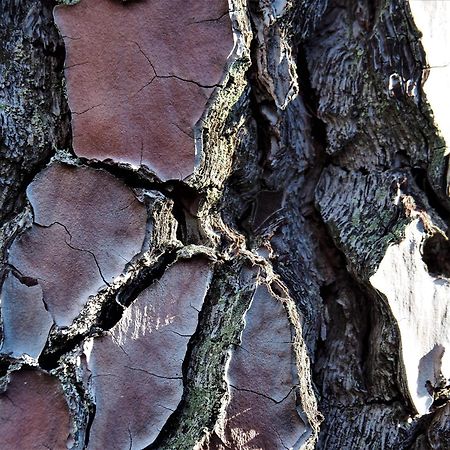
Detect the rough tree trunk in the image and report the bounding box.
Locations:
[0,0,449,449]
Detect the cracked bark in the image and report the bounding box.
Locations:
[1,0,450,449]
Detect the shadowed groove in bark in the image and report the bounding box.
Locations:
[422,232,450,279]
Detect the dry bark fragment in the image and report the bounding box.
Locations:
[0,273,52,359]
[27,162,148,279]
[0,369,71,449]
[3,162,147,330]
[53,0,233,180]
[86,258,211,449]
[371,219,450,415]
[209,284,308,450]
[8,223,104,327]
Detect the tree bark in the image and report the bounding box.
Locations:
[0,0,449,449]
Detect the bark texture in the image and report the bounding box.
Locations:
[0,0,449,449]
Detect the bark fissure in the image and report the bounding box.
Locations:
[131,40,222,90]
[38,249,179,370]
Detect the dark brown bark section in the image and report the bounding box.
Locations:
[0,0,69,224]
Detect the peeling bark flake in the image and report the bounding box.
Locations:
[53,0,233,180]
[208,284,309,450]
[86,259,212,449]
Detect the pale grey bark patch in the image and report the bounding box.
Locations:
[0,273,52,359]
[370,220,450,415]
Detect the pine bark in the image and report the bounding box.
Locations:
[0,0,449,449]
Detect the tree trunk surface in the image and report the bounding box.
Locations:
[0,0,449,449]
